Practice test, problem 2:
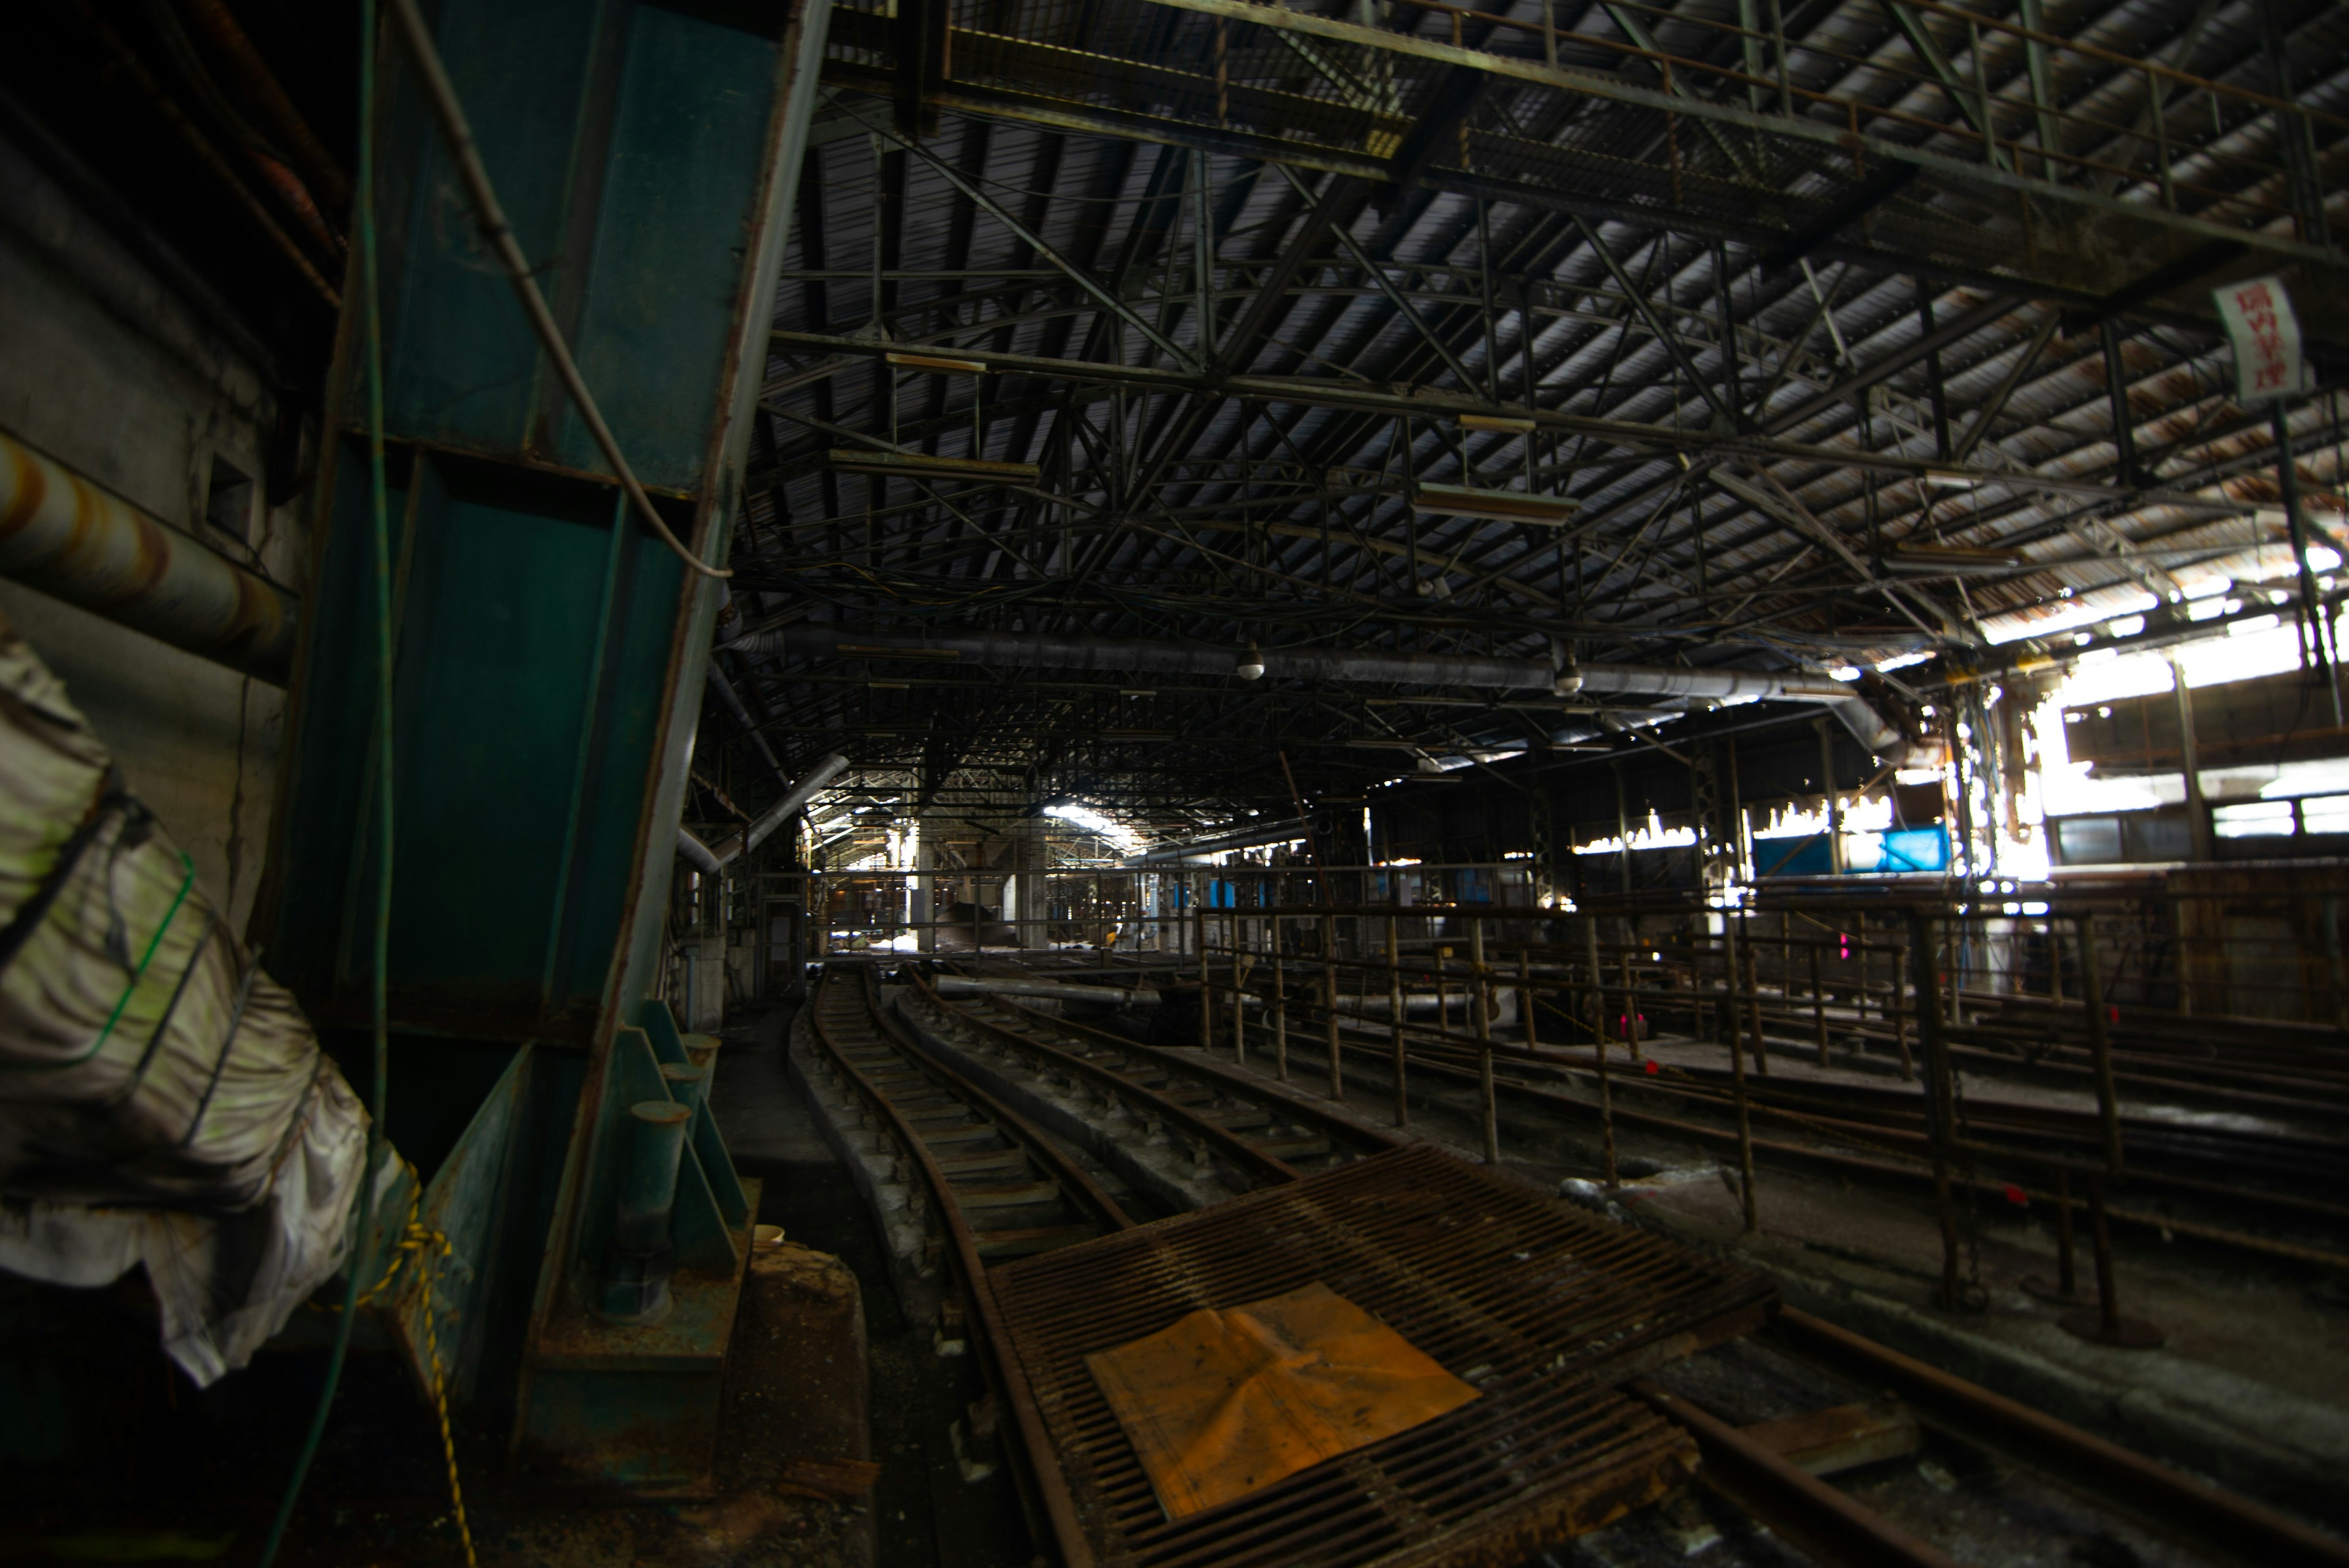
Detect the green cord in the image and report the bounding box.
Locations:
[258,1,393,1560]
[0,852,195,1072]
[90,853,197,1049]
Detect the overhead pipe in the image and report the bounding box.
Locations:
[1126,817,1308,865]
[675,751,850,870]
[727,623,1854,702]
[932,976,1161,1008]
[0,428,299,684]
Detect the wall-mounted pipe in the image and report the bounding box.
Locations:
[674,750,850,870]
[727,623,1854,703]
[0,429,300,684]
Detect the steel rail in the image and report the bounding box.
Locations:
[1775,1307,2349,1568]
[1429,1037,2349,1228]
[905,970,1400,1183]
[929,969,1412,1153]
[1628,1377,1968,1568]
[1274,1013,2349,1272]
[804,966,1114,1568]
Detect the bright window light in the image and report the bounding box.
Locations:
[1045,801,1143,852]
[2213,800,2295,838]
[2301,796,2349,834]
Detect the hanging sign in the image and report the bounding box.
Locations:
[2211,275,2304,403]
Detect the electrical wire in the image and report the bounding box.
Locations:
[256,3,393,1559]
[384,0,728,581]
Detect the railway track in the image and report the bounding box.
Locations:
[897,967,1401,1189]
[1175,987,2349,1269]
[801,963,2348,1568]
[804,964,1132,1259]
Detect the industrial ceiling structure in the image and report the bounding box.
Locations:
[702,0,2347,847]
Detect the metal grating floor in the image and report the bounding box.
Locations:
[990,1144,1778,1568]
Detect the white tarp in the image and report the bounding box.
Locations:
[0,609,369,1385]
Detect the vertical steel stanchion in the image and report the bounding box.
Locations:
[1583,916,1608,1057]
[1272,918,1288,1082]
[1810,942,1829,1068]
[1434,953,1452,1045]
[1232,917,1250,1069]
[2089,1175,2122,1339]
[1595,954,1619,1189]
[1472,917,1499,1164]
[1740,915,1769,1075]
[2027,1166,2080,1303]
[1890,942,1915,1076]
[1619,945,1637,1046]
[1195,902,1209,1050]
[1518,948,1538,1050]
[2056,1170,2160,1345]
[1907,908,1964,1311]
[1723,913,1758,1234]
[2074,909,2124,1177]
[1323,912,1343,1101]
[1387,915,1407,1128]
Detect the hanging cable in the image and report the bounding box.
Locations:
[257,2,396,1559]
[383,0,729,580]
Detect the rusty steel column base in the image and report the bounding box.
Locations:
[2057,1307,2166,1350]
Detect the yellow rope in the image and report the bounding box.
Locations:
[322,1174,478,1567]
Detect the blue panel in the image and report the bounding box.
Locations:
[1879,827,1950,873]
[1757,834,1832,877]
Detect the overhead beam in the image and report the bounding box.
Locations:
[769,327,2262,512]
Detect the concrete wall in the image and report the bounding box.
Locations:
[0,124,311,935]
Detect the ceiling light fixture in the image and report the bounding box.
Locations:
[826,448,1042,485]
[1410,481,1579,525]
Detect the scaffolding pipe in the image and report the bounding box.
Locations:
[0,429,300,684]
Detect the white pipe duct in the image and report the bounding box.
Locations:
[675,750,850,869]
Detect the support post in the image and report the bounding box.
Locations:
[1472,918,1498,1164]
[1723,915,1757,1235]
[1906,909,1964,1311]
[1584,916,1608,1058]
[1741,918,1769,1076]
[1197,904,1211,1049]
[1272,923,1288,1081]
[1323,912,1343,1101]
[1387,916,1407,1128]
[1810,942,1828,1068]
[1518,948,1538,1050]
[2074,910,2123,1176]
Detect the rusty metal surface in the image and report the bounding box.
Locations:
[1630,1377,1965,1568]
[1775,1309,2349,1568]
[989,1142,1775,1568]
[806,964,1113,1567]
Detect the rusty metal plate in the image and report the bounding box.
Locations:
[989,1143,1776,1568]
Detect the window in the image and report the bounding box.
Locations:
[204,456,254,543]
[2212,800,2295,839]
[2297,795,2349,836]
